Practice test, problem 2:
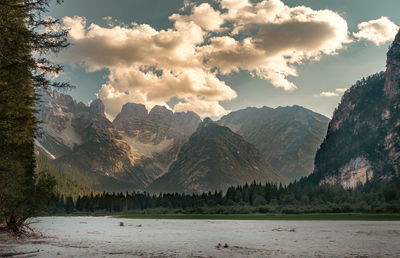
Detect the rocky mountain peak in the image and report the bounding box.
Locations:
[384,29,400,98]
[200,117,213,127]
[149,105,173,119]
[120,103,148,117]
[51,90,76,108]
[89,99,105,115]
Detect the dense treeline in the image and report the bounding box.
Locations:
[46,178,400,215]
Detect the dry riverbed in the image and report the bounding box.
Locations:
[1,216,400,257]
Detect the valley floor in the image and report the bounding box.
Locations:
[115,213,400,221]
[1,216,400,257]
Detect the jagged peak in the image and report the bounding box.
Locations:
[149,105,173,117]
[194,117,216,132]
[51,90,76,107]
[120,103,148,116]
[89,99,105,115]
[201,117,214,126]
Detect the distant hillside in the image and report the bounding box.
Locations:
[148,119,287,193]
[35,152,96,199]
[310,30,400,188]
[218,105,329,180]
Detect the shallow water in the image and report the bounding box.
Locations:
[1,216,400,257]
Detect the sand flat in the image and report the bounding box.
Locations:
[1,216,400,257]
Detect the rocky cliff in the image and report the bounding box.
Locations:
[36,92,201,191]
[37,91,145,190]
[113,103,201,174]
[148,118,287,193]
[311,30,400,188]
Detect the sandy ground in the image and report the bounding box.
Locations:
[1,216,400,257]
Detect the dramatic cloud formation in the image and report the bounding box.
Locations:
[315,88,348,97]
[60,0,351,117]
[354,17,399,46]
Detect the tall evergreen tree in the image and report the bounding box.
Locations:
[0,0,69,233]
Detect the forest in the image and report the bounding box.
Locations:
[45,178,400,215]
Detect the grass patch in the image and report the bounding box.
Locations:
[114,213,400,221]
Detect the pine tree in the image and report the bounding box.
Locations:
[0,0,69,234]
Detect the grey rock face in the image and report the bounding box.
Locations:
[113,103,201,174]
[384,29,400,98]
[36,92,202,191]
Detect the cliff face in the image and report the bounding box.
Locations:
[312,30,400,188]
[113,103,201,174]
[384,31,400,98]
[37,91,143,190]
[218,106,329,180]
[36,93,201,191]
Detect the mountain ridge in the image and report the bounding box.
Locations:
[218,105,330,180]
[36,91,201,191]
[148,118,287,193]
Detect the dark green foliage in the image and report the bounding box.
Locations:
[49,179,400,215]
[53,161,143,193]
[36,153,97,199]
[0,0,69,233]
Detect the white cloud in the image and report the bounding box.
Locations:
[201,2,351,90]
[60,0,351,117]
[354,17,399,46]
[315,88,348,97]
[318,92,339,97]
[190,3,225,31]
[61,15,236,118]
[335,88,347,93]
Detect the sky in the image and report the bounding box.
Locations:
[47,0,400,118]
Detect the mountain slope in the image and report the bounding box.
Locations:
[148,118,287,193]
[113,103,201,176]
[218,105,329,180]
[310,31,400,188]
[36,92,201,191]
[35,152,96,199]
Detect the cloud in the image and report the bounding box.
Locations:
[318,92,339,97]
[201,2,351,90]
[61,15,236,118]
[335,88,347,93]
[354,17,399,46]
[60,0,351,117]
[315,88,348,97]
[190,3,225,31]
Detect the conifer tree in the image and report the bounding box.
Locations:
[0,0,69,233]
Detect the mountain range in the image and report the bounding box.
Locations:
[36,91,331,193]
[36,91,201,191]
[218,105,329,180]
